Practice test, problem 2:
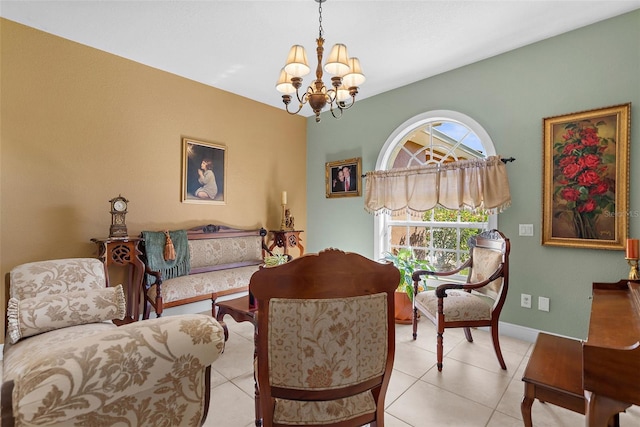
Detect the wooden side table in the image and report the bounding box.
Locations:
[268,229,304,257]
[215,295,261,427]
[91,236,145,324]
[521,333,619,427]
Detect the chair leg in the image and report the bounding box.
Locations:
[491,325,507,370]
[412,305,418,340]
[436,331,444,371]
[143,300,150,320]
[463,327,473,342]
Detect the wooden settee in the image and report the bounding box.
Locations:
[141,224,268,319]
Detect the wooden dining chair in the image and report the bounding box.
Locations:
[249,248,399,427]
[412,229,510,371]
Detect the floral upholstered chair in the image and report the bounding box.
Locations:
[2,258,225,427]
[249,249,399,427]
[412,229,510,371]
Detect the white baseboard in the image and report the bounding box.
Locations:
[496,321,540,343]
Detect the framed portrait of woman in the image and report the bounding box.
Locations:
[181,137,227,204]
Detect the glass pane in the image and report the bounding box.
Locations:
[389,226,408,249]
[459,209,489,223]
[430,227,458,270]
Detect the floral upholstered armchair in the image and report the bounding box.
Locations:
[2,258,225,427]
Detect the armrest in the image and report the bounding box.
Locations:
[7,314,224,426]
[412,258,472,297]
[435,263,504,298]
[144,265,162,287]
[411,258,472,282]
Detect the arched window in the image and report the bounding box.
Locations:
[374,110,498,274]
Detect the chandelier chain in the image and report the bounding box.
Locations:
[317,1,324,38]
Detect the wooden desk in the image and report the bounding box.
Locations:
[91,236,145,324]
[521,333,619,427]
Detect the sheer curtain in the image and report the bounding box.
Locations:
[364,156,511,216]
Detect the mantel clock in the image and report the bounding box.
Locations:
[109,195,129,238]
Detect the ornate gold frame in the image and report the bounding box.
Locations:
[326,157,362,198]
[181,137,227,204]
[542,103,631,250]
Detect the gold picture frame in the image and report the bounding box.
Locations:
[542,103,631,250]
[326,157,362,198]
[181,137,227,204]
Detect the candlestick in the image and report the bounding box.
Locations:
[626,238,639,259]
[626,258,639,280]
[281,191,287,205]
[280,204,287,230]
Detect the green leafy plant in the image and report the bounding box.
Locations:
[384,249,433,302]
[264,254,289,267]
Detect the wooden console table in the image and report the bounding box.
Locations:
[215,295,261,427]
[91,236,145,324]
[268,229,304,257]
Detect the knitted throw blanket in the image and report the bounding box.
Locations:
[142,230,190,285]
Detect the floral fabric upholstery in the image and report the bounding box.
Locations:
[9,258,107,300]
[469,247,504,300]
[267,293,387,424]
[415,246,503,322]
[147,265,259,303]
[188,236,262,268]
[146,235,263,310]
[3,258,226,427]
[4,314,224,427]
[6,284,126,343]
[416,289,495,322]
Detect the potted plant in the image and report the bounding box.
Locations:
[384,249,433,324]
[263,253,290,267]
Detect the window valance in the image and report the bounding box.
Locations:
[364,156,511,216]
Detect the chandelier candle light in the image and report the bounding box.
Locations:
[276,0,365,122]
[626,238,639,280]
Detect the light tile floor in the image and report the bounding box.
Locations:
[206,318,640,427]
[1,317,638,426]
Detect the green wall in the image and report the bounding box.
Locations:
[305,10,640,339]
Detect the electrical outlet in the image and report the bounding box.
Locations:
[538,296,550,312]
[521,293,532,308]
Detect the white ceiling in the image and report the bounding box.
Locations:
[2,1,639,117]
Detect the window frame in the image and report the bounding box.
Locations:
[373,110,498,267]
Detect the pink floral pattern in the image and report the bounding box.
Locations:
[552,119,616,239]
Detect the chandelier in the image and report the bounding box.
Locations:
[275,0,365,123]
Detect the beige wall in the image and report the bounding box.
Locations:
[0,19,307,342]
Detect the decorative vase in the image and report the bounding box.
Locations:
[573,212,598,239]
[394,291,413,324]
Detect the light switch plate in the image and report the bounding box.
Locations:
[519,224,534,236]
[538,296,550,312]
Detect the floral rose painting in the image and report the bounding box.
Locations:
[542,103,630,250]
[551,115,617,239]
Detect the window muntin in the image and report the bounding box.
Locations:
[377,112,495,279]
